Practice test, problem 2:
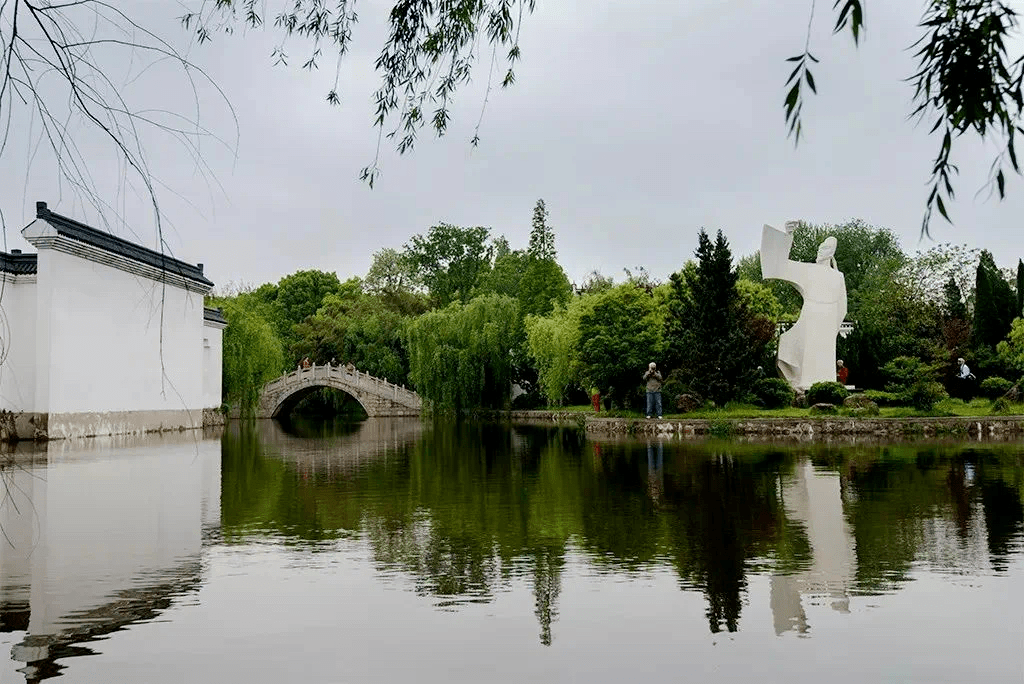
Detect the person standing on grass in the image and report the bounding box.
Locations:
[644,362,663,419]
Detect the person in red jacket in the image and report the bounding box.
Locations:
[836,359,849,385]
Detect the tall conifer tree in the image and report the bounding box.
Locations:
[973,250,1016,349]
[665,230,770,405]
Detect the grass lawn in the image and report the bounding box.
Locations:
[550,398,1022,420]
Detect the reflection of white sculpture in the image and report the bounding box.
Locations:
[760,222,847,390]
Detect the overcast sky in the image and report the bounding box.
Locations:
[2,0,1023,291]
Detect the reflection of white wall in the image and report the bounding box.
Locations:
[0,455,43,609]
[0,436,220,643]
[771,460,856,635]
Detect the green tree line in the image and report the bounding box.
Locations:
[210,202,1024,415]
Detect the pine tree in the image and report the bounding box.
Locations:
[973,250,1015,349]
[664,229,768,405]
[943,275,968,321]
[528,199,556,261]
[1016,258,1023,317]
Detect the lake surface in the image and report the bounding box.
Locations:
[1,419,1022,683]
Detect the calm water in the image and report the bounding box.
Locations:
[1,420,1023,683]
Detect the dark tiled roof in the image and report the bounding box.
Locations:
[0,250,38,275]
[203,307,228,325]
[35,202,214,287]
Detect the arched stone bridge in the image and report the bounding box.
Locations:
[257,364,423,418]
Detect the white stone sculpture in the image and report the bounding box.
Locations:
[760,222,847,390]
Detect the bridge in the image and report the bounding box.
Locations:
[257,364,423,419]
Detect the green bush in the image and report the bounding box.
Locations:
[979,376,1014,399]
[753,378,795,409]
[864,389,900,406]
[992,397,1013,415]
[906,380,948,412]
[807,381,849,406]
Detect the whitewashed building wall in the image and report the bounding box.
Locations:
[0,252,38,421]
[0,201,224,439]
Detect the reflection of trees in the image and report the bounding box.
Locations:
[664,450,800,633]
[221,424,1024,639]
[839,446,1024,591]
[532,545,563,646]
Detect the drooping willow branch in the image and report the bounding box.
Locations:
[787,0,1024,236]
[181,0,536,186]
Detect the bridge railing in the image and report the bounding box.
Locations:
[263,364,422,407]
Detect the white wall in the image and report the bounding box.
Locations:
[0,274,37,412]
[41,249,205,414]
[202,322,224,409]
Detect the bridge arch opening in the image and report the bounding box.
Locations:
[273,385,369,422]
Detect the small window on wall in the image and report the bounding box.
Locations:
[203,337,210,349]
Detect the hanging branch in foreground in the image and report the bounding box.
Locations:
[786,0,1024,236]
[0,0,234,237]
[183,0,536,187]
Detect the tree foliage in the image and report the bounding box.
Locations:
[292,290,411,385]
[529,199,556,261]
[217,297,286,415]
[364,248,428,315]
[576,284,664,407]
[525,303,584,407]
[973,249,1017,350]
[182,0,537,184]
[405,294,521,412]
[665,230,773,405]
[405,224,493,307]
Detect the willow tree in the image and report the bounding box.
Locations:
[525,299,589,407]
[405,294,520,412]
[219,298,286,415]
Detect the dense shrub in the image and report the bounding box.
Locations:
[807,381,849,406]
[863,389,900,406]
[906,381,948,411]
[979,376,1014,400]
[661,369,688,414]
[753,378,795,409]
[882,356,934,394]
[992,397,1013,414]
[880,355,947,411]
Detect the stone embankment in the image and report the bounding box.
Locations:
[499,410,1024,439]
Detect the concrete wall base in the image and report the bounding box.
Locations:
[496,410,1024,441]
[6,409,208,441]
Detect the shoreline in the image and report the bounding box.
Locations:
[495,410,1024,439]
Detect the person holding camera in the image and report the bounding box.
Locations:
[643,362,663,419]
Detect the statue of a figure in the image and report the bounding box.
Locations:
[760,222,847,390]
